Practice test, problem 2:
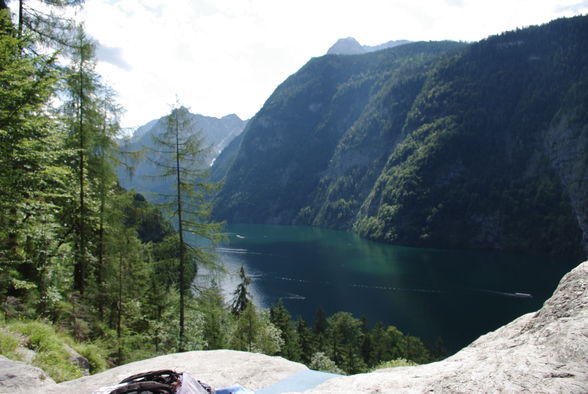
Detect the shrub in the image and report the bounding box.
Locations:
[309,352,345,375]
[75,343,108,374]
[372,358,418,370]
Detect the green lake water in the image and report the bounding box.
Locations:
[214,223,578,353]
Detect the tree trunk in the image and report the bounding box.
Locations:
[74,44,86,294]
[174,110,186,352]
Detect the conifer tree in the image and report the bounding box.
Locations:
[198,284,229,349]
[269,300,300,361]
[150,102,223,351]
[0,10,70,311]
[0,0,85,47]
[93,88,122,317]
[61,24,103,295]
[313,307,328,352]
[295,317,315,364]
[230,265,251,315]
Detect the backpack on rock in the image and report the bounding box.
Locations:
[92,369,215,394]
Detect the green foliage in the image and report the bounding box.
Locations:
[309,352,345,375]
[326,312,366,373]
[265,305,434,375]
[230,303,283,355]
[150,103,224,351]
[196,285,231,350]
[269,300,300,361]
[74,342,108,374]
[0,1,228,383]
[355,17,588,259]
[372,358,418,370]
[231,266,251,315]
[0,329,20,360]
[5,2,585,384]
[0,10,71,310]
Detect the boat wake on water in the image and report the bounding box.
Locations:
[269,275,446,294]
[266,275,533,299]
[216,247,263,255]
[473,289,533,298]
[283,292,306,300]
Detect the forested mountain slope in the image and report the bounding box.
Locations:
[213,41,465,223]
[213,16,588,260]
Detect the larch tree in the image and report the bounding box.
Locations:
[150,102,223,351]
[0,0,85,46]
[92,86,122,317]
[61,24,107,295]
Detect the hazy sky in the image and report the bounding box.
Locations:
[69,0,588,128]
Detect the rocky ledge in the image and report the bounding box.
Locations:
[2,261,586,394]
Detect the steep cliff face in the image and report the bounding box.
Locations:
[213,16,588,259]
[543,81,588,256]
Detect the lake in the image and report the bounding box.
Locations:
[210,223,578,353]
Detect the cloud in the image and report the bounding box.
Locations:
[445,0,465,7]
[555,0,588,14]
[77,0,587,128]
[95,43,132,71]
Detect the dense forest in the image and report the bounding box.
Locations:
[213,16,588,260]
[0,2,437,380]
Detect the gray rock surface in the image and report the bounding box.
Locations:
[64,343,90,376]
[0,356,55,394]
[39,350,307,394]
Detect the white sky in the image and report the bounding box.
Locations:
[62,0,588,127]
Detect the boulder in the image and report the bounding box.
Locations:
[40,350,307,394]
[0,356,55,394]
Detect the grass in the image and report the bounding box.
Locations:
[0,329,21,360]
[2,320,108,382]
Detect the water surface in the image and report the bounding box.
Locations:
[214,224,577,352]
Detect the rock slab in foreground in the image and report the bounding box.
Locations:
[307,260,588,393]
[0,356,55,394]
[40,349,307,394]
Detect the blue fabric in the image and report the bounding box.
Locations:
[255,369,341,394]
[216,385,254,394]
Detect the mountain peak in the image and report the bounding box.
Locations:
[327,37,411,55]
[327,37,365,55]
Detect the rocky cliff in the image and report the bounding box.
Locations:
[4,260,585,393]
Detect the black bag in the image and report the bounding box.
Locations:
[110,381,176,394]
[106,369,215,394]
